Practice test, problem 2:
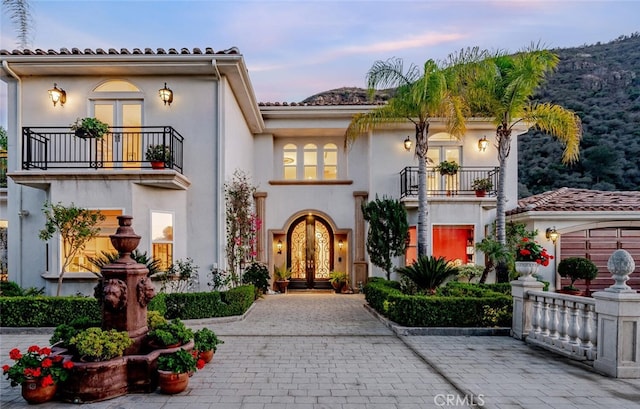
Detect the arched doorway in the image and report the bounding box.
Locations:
[287,214,334,289]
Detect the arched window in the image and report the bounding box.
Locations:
[283,143,297,180]
[323,143,337,180]
[93,80,140,92]
[303,143,317,180]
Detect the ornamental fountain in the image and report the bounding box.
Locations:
[58,215,193,403]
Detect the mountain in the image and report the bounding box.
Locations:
[302,34,640,197]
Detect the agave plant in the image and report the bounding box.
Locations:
[395,256,459,294]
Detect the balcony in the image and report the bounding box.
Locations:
[400,166,499,198]
[22,126,184,173]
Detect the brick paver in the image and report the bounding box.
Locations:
[2,292,640,409]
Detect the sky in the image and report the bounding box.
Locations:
[1,0,639,127]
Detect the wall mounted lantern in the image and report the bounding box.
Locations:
[159,82,173,106]
[338,239,343,252]
[403,136,412,151]
[546,227,559,244]
[48,83,66,107]
[478,136,489,152]
[277,239,283,254]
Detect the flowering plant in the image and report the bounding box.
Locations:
[2,345,74,387]
[515,237,553,266]
[157,349,205,374]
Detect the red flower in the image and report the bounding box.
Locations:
[63,361,74,370]
[52,355,63,363]
[27,345,40,353]
[196,359,205,370]
[40,347,51,356]
[9,348,22,360]
[2,365,9,373]
[40,374,54,387]
[41,358,53,368]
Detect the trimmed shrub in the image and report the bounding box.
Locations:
[0,296,100,327]
[364,279,512,327]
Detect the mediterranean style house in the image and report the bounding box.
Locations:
[0,46,521,295]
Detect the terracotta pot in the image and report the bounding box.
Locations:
[150,161,165,169]
[475,190,486,197]
[157,370,189,394]
[21,379,57,404]
[198,350,214,363]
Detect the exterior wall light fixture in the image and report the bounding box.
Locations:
[48,83,66,107]
[404,136,412,151]
[546,227,559,244]
[277,239,283,254]
[338,239,343,252]
[478,136,489,152]
[159,83,173,106]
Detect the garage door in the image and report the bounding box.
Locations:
[560,227,640,291]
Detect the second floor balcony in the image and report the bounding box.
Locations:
[22,126,184,173]
[400,166,499,198]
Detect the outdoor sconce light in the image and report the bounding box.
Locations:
[48,83,66,107]
[277,239,283,254]
[478,136,489,152]
[546,227,559,244]
[338,239,343,252]
[159,82,173,106]
[403,136,412,151]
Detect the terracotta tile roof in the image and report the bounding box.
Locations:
[257,101,382,107]
[507,187,640,215]
[0,47,240,55]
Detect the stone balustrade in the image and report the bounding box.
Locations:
[511,249,640,378]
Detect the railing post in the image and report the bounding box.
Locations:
[511,278,544,340]
[593,249,640,378]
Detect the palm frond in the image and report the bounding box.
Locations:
[520,103,582,163]
[395,256,458,293]
[2,0,32,49]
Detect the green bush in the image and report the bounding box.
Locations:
[0,281,23,296]
[50,317,101,347]
[0,296,100,327]
[396,256,458,294]
[364,279,512,327]
[242,262,270,295]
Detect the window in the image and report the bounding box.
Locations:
[281,141,341,180]
[65,210,122,273]
[323,143,337,180]
[152,212,174,271]
[283,144,297,180]
[303,143,317,180]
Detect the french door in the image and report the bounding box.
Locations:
[287,214,334,289]
[92,100,142,167]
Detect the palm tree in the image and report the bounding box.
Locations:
[469,46,582,245]
[2,0,32,49]
[345,57,468,257]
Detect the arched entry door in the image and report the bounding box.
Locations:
[287,214,334,289]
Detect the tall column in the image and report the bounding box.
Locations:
[353,191,368,287]
[254,192,267,263]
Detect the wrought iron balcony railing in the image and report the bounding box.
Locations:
[22,126,184,173]
[400,166,499,198]
[0,150,7,188]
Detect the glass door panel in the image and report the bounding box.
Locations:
[92,100,142,168]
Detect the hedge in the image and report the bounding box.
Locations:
[0,285,255,327]
[364,279,512,327]
[0,297,100,327]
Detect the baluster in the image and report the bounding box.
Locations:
[588,304,598,360]
[580,303,594,354]
[532,297,542,339]
[568,301,581,347]
[558,301,570,345]
[548,301,559,341]
[540,298,550,338]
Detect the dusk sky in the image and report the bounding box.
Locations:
[1,0,639,126]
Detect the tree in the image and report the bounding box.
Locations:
[38,202,105,296]
[468,46,582,245]
[361,195,409,280]
[0,125,7,149]
[345,55,471,257]
[2,0,33,49]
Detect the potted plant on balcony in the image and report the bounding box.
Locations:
[156,349,204,394]
[71,117,109,139]
[435,160,460,175]
[471,177,493,197]
[557,257,599,296]
[145,144,172,169]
